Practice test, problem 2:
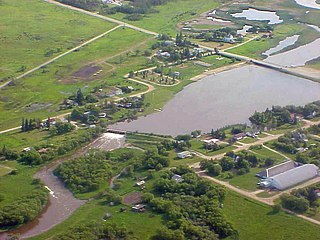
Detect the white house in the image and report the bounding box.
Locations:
[177,151,192,159]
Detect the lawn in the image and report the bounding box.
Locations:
[227,168,261,191]
[249,146,286,162]
[0,27,153,130]
[223,190,320,240]
[0,0,115,81]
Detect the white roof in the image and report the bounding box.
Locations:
[268,164,319,190]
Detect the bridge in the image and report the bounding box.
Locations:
[198,45,320,82]
[106,129,127,135]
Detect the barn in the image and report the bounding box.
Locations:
[266,164,319,190]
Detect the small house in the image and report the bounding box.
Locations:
[172,174,183,183]
[223,34,235,43]
[136,180,145,186]
[132,204,146,212]
[177,151,192,159]
[232,133,246,141]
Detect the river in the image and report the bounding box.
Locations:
[111,65,320,136]
[0,133,126,239]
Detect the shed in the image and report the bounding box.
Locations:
[177,151,192,159]
[256,160,296,179]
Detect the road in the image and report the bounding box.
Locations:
[0,25,124,90]
[44,0,158,36]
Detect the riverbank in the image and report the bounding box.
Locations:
[190,61,246,81]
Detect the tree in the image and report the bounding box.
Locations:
[281,194,309,213]
[76,88,85,105]
[208,163,222,176]
[141,193,154,203]
[220,157,235,171]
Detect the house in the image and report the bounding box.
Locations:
[172,71,181,77]
[259,164,319,190]
[163,40,175,46]
[99,113,107,118]
[136,180,145,186]
[37,148,48,154]
[232,132,246,141]
[172,174,183,183]
[223,34,235,43]
[177,151,192,159]
[132,204,146,212]
[203,138,220,147]
[160,52,171,58]
[22,147,32,152]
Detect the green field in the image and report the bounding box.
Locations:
[0,27,152,130]
[224,191,320,240]
[0,0,116,81]
[107,0,220,35]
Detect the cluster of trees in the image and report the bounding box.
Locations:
[54,151,112,193]
[195,27,239,42]
[147,167,237,239]
[281,185,320,214]
[272,129,308,154]
[201,150,275,177]
[247,25,273,33]
[54,221,134,240]
[21,118,41,132]
[141,150,170,170]
[295,143,320,166]
[57,0,102,10]
[1,127,102,165]
[0,187,48,228]
[49,122,75,136]
[250,102,320,129]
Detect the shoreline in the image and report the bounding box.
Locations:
[191,61,246,81]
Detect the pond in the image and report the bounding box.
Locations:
[231,8,283,25]
[237,25,253,35]
[294,0,320,10]
[111,65,320,136]
[262,35,299,56]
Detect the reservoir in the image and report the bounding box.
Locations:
[112,65,320,136]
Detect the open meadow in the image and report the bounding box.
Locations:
[0,0,116,81]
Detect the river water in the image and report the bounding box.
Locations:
[262,35,299,56]
[0,133,126,239]
[112,65,320,136]
[294,0,320,9]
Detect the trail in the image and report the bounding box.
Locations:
[0,25,122,90]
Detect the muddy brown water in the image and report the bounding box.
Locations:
[111,65,320,136]
[0,133,125,240]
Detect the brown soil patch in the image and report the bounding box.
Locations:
[72,65,101,78]
[123,192,142,205]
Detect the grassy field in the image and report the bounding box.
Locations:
[227,167,261,191]
[106,0,220,35]
[223,190,320,240]
[227,23,320,59]
[29,198,164,240]
[0,27,152,130]
[0,0,115,81]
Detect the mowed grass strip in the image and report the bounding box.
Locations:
[0,0,116,80]
[0,27,152,130]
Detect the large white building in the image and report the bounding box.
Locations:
[260,164,319,190]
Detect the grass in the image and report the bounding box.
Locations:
[223,190,320,240]
[107,0,220,35]
[0,161,38,207]
[0,0,115,81]
[0,27,152,130]
[239,137,258,144]
[190,140,237,156]
[227,168,261,191]
[0,165,13,177]
[249,146,286,162]
[29,199,163,240]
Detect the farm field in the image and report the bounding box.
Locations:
[0,0,115,81]
[0,27,152,130]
